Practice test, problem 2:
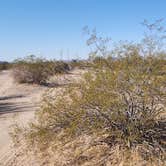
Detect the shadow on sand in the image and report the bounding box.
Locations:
[0,95,25,101]
[0,102,39,114]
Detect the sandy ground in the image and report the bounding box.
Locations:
[0,70,46,166]
[0,69,84,166]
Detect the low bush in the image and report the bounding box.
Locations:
[12,53,166,165]
[11,20,166,165]
[38,54,166,146]
[69,59,91,69]
[12,55,70,85]
[13,56,51,84]
[0,62,10,70]
[53,60,70,74]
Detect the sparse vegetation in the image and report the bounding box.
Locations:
[11,20,166,165]
[0,61,10,70]
[12,55,70,85]
[12,53,166,165]
[69,59,91,70]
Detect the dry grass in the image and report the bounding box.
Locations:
[11,132,165,166]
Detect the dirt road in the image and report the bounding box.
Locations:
[0,69,83,165]
[0,70,46,166]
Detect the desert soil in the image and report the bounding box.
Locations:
[0,70,46,166]
[0,69,83,166]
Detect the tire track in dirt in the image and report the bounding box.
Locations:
[0,70,46,166]
[0,69,83,165]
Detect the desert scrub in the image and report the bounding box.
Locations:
[12,55,70,85]
[0,61,11,70]
[12,53,166,165]
[69,59,91,70]
[11,20,166,165]
[53,60,70,74]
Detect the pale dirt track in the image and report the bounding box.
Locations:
[0,69,83,166]
[0,70,46,166]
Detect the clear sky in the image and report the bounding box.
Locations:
[0,0,166,61]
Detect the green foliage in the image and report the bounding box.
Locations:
[53,60,70,74]
[12,21,166,164]
[23,53,166,154]
[12,55,70,85]
[69,59,91,69]
[0,62,11,70]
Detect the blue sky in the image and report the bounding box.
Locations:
[0,0,166,61]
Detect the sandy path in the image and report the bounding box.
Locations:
[0,70,46,166]
[0,69,83,165]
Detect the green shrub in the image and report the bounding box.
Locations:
[53,61,70,74]
[0,62,10,70]
[69,59,91,69]
[12,56,50,84]
[19,53,166,156]
[11,21,166,164]
[12,55,70,85]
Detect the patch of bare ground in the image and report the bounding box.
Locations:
[0,69,84,166]
[0,70,46,165]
